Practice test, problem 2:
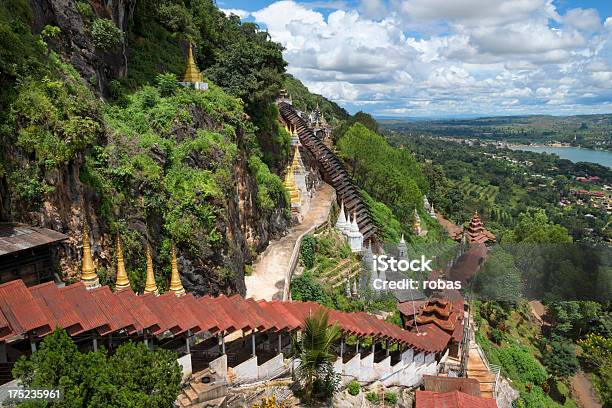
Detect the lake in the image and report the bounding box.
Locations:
[509,145,612,168]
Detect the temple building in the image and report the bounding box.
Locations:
[464,212,496,244]
[0,223,67,286]
[275,89,292,105]
[179,44,208,91]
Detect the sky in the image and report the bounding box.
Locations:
[217,0,612,118]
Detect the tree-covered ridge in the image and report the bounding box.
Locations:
[283,74,349,124]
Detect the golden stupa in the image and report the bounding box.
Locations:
[291,145,304,174]
[183,43,204,83]
[143,243,158,295]
[81,224,99,288]
[169,244,186,296]
[284,165,301,207]
[114,235,131,291]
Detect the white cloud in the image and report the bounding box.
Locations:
[247,0,612,116]
[220,8,251,19]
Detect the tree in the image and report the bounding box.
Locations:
[292,309,341,401]
[156,72,178,97]
[541,337,579,378]
[474,248,523,305]
[91,18,123,50]
[13,328,181,408]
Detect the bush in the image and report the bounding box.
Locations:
[347,380,360,396]
[156,73,178,97]
[300,234,316,269]
[542,338,579,378]
[384,391,398,404]
[366,392,379,403]
[91,18,123,50]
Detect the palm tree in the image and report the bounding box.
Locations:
[292,308,341,401]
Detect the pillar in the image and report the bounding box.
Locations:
[143,337,148,349]
[185,330,191,354]
[221,333,226,355]
[251,332,256,357]
[93,337,98,352]
[278,333,282,353]
[30,338,37,353]
[386,340,390,357]
[340,338,344,359]
[356,338,359,354]
[0,342,6,363]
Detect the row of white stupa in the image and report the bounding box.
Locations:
[334,201,364,252]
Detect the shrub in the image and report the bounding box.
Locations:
[384,391,398,404]
[76,1,95,22]
[542,338,579,378]
[156,72,178,97]
[347,380,360,396]
[91,18,123,50]
[300,234,316,269]
[366,392,379,403]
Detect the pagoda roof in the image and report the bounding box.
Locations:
[0,223,67,256]
[416,390,498,408]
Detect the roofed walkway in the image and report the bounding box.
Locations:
[245,183,335,301]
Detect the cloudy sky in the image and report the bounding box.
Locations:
[219,0,612,118]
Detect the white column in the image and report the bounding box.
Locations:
[185,330,191,354]
[340,338,344,359]
[356,338,359,354]
[93,337,98,352]
[251,332,256,357]
[278,334,282,353]
[30,338,37,353]
[221,333,226,354]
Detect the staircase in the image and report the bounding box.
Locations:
[467,345,500,399]
[278,102,377,242]
[176,368,228,408]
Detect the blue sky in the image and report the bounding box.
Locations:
[218,0,612,117]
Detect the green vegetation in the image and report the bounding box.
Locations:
[292,309,341,401]
[337,123,426,224]
[12,328,181,407]
[347,379,360,396]
[383,114,611,150]
[366,391,379,404]
[91,18,123,50]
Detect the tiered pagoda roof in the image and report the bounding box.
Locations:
[404,293,465,344]
[465,212,495,244]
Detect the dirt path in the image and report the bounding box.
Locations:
[244,183,335,301]
[571,371,602,408]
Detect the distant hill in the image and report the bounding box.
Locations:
[381,113,612,150]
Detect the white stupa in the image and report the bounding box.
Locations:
[347,212,364,252]
[429,203,436,219]
[398,234,408,259]
[335,201,350,235]
[423,195,431,212]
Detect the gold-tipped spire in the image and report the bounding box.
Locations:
[143,243,158,295]
[81,224,99,288]
[169,243,186,296]
[183,43,204,83]
[291,145,304,174]
[114,235,131,292]
[284,165,301,206]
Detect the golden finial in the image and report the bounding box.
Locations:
[183,43,204,83]
[169,243,186,296]
[114,235,131,291]
[143,243,158,295]
[81,224,99,288]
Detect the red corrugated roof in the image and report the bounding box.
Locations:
[0,279,454,354]
[416,390,498,408]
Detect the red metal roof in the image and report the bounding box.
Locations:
[0,279,455,354]
[416,390,498,408]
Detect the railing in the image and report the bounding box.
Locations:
[281,187,335,301]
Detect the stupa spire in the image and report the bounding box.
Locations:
[114,235,131,292]
[81,224,99,289]
[182,43,204,83]
[169,243,186,296]
[283,165,301,206]
[143,243,158,295]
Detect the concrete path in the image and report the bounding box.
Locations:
[245,183,335,301]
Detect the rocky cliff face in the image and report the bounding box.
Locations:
[29,0,133,94]
[0,0,289,297]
